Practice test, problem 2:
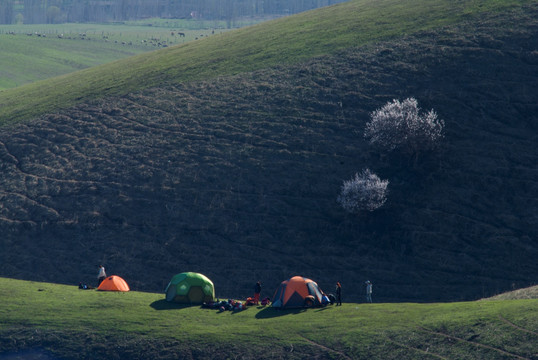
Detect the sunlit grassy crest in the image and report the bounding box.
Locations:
[0,0,530,124]
[0,278,536,359]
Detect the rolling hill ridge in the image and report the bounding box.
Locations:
[0,0,532,123]
[0,0,537,303]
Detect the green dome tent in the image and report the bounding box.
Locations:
[165,272,215,304]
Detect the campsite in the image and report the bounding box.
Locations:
[0,0,538,358]
[0,277,537,359]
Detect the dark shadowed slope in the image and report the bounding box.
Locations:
[0,3,537,302]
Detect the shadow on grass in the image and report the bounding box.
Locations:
[149,299,199,311]
[255,305,335,318]
[255,306,309,319]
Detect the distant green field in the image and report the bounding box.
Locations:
[0,22,226,45]
[124,16,279,29]
[0,278,536,359]
[0,23,228,91]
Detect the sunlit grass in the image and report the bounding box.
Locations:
[0,23,226,91]
[0,278,536,359]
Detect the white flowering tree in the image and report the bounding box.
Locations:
[337,169,389,213]
[364,98,444,155]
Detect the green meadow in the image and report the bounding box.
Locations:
[0,22,226,91]
[0,278,536,359]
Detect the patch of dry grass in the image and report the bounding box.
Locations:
[483,286,538,301]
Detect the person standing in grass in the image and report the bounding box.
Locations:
[336,282,342,306]
[253,281,262,304]
[365,280,373,303]
[97,265,106,286]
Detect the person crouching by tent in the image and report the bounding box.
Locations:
[253,281,262,304]
[97,265,106,286]
[336,282,342,306]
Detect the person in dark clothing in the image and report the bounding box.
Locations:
[336,282,342,306]
[254,281,262,304]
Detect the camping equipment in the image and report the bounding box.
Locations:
[97,275,130,292]
[165,272,215,304]
[271,276,324,308]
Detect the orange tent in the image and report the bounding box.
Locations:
[97,275,130,292]
[271,276,324,308]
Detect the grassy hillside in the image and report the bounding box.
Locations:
[0,0,537,304]
[0,0,530,124]
[0,278,536,359]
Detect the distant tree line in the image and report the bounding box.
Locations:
[0,0,345,25]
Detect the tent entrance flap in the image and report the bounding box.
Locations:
[286,291,306,307]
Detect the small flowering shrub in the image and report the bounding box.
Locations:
[337,169,389,213]
[364,98,444,155]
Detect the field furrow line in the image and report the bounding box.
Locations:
[498,315,538,336]
[418,327,531,360]
[387,338,449,360]
[298,335,352,360]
